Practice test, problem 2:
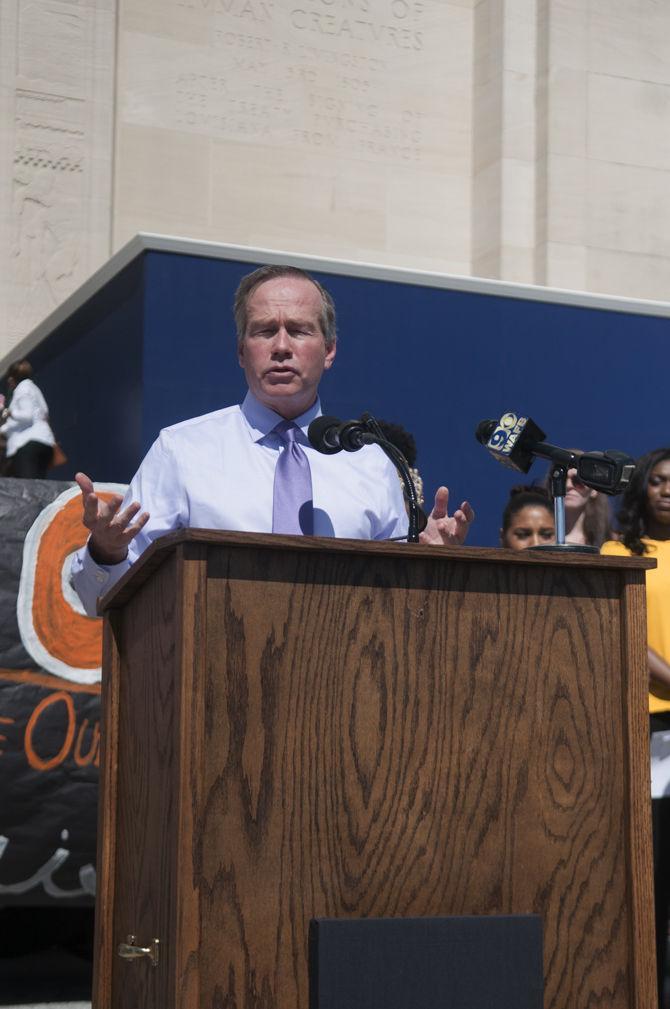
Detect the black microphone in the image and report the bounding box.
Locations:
[337,420,375,452]
[307,416,345,455]
[475,412,548,473]
[308,417,376,454]
[475,411,636,495]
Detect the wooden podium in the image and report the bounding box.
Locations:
[93,531,655,1009]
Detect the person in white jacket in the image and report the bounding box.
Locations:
[0,360,55,478]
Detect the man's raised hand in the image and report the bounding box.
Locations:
[75,472,149,565]
[419,485,475,546]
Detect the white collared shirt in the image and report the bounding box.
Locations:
[71,392,409,615]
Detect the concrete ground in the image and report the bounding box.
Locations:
[4,1004,90,1009]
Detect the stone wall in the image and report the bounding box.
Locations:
[0,0,115,356]
[1,0,668,362]
[539,0,670,298]
[112,0,473,271]
[472,0,670,297]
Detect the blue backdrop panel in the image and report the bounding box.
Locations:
[29,248,670,545]
[26,259,145,483]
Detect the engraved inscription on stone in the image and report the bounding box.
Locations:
[120,0,445,169]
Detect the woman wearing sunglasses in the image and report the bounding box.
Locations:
[544,463,612,548]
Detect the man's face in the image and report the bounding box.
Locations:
[238,276,336,419]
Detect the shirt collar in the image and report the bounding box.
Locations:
[241,390,323,443]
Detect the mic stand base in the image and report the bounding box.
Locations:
[529,543,599,554]
[545,464,599,552]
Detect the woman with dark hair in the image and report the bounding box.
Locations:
[602,447,670,1008]
[500,486,556,551]
[0,360,55,478]
[603,447,670,690]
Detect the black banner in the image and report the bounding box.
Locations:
[0,477,124,906]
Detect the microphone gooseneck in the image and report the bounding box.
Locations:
[307,413,424,543]
[358,413,424,543]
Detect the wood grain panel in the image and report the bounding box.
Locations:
[97,535,654,1009]
[174,544,209,1009]
[100,532,653,613]
[92,612,121,1009]
[110,552,182,1009]
[194,546,636,1009]
[620,572,656,1009]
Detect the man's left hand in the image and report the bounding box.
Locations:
[419,486,475,546]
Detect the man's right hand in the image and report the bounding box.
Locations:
[75,472,150,566]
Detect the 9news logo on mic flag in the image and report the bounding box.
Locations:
[482,411,547,473]
[487,412,528,458]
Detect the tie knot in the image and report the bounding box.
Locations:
[274,420,300,444]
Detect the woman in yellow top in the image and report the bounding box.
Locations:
[602,447,670,1007]
[602,449,670,706]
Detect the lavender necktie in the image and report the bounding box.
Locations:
[272,420,314,535]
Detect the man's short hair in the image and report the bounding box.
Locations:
[234,265,337,350]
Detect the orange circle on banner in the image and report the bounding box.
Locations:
[30,492,119,669]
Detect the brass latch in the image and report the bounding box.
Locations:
[117,934,160,967]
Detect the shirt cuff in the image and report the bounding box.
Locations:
[70,541,132,617]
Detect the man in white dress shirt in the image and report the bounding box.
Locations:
[71,266,474,615]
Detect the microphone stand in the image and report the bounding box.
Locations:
[379,440,423,544]
[359,414,424,544]
[531,463,598,554]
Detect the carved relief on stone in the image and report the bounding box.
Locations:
[12,89,87,330]
[2,0,114,352]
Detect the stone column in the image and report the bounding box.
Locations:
[0,0,115,353]
[472,0,540,285]
[473,0,670,298]
[539,0,670,299]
